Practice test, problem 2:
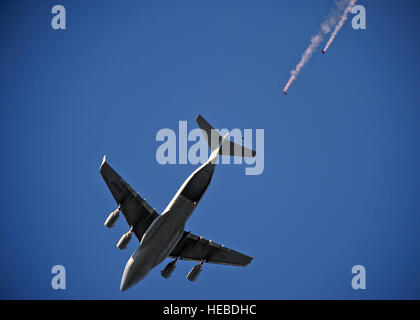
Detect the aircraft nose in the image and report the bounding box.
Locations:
[120,257,136,291]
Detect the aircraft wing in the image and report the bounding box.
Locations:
[100,157,159,241]
[169,231,253,267]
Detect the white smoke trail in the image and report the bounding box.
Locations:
[323,0,357,53]
[283,0,352,93]
[283,32,323,93]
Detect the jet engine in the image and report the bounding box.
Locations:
[104,206,121,228]
[186,261,204,282]
[161,259,178,279]
[116,229,133,250]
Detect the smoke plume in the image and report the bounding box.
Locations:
[283,0,353,94]
[323,0,357,53]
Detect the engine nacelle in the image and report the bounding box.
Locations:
[104,206,120,228]
[186,262,203,282]
[161,259,177,279]
[116,230,132,250]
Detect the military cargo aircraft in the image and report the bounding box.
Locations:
[100,115,255,291]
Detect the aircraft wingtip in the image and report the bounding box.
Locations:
[100,155,107,170]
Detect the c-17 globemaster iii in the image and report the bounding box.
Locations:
[100,115,255,291]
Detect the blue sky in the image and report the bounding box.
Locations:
[0,0,419,299]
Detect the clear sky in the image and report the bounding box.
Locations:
[0,0,419,299]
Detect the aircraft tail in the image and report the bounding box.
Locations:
[196,114,256,157]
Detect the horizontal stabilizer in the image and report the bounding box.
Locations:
[196,115,256,157]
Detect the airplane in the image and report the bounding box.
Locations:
[321,50,325,54]
[283,90,287,95]
[100,115,256,291]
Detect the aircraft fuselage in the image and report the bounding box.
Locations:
[120,158,216,291]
